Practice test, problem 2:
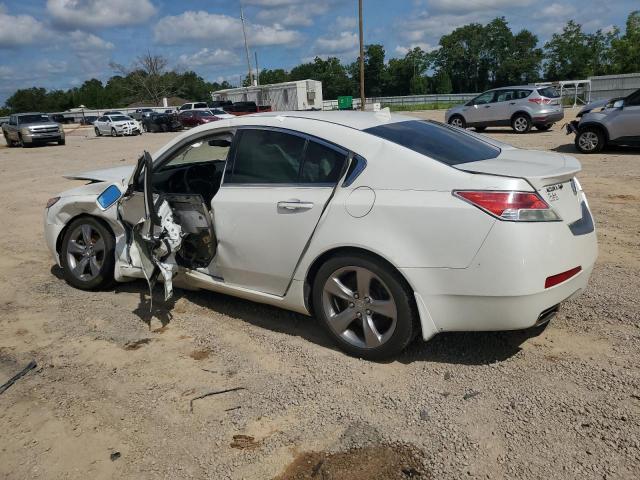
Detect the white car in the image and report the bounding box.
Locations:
[208,109,235,119]
[94,115,141,137]
[44,111,597,359]
[178,102,210,111]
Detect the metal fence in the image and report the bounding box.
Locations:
[322,93,476,110]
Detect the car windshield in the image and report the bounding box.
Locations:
[200,111,215,117]
[19,114,50,123]
[364,120,501,166]
[537,87,559,98]
[110,115,130,121]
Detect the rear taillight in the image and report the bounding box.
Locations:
[529,97,552,105]
[453,190,561,222]
[545,266,582,288]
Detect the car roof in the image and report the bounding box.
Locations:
[246,110,415,131]
[16,112,46,116]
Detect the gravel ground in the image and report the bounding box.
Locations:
[0,111,638,479]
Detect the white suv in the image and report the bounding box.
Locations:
[446,86,564,133]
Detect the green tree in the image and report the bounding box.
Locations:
[432,70,453,94]
[543,21,595,80]
[290,57,352,99]
[5,87,50,113]
[386,47,431,96]
[610,11,640,73]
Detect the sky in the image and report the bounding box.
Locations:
[0,0,637,104]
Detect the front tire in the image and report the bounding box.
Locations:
[60,217,115,290]
[313,253,417,360]
[95,127,101,136]
[575,127,605,153]
[511,114,532,133]
[448,115,466,129]
[111,127,117,137]
[58,139,65,145]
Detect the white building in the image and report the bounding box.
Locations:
[211,80,323,111]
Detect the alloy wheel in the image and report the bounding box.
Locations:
[513,117,529,132]
[578,131,599,152]
[322,266,398,349]
[66,224,105,282]
[450,117,463,128]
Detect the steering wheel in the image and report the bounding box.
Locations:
[181,164,214,199]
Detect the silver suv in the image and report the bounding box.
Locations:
[567,88,640,153]
[446,86,564,133]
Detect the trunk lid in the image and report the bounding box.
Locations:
[459,149,584,223]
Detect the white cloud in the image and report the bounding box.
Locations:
[540,3,573,17]
[69,31,114,52]
[335,16,356,30]
[46,0,156,29]
[178,48,240,67]
[154,11,301,47]
[313,31,358,54]
[427,0,534,14]
[0,5,51,47]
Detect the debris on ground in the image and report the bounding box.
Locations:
[0,360,37,395]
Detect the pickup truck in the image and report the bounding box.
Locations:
[2,112,65,147]
[223,101,272,116]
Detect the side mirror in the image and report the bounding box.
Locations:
[613,100,624,109]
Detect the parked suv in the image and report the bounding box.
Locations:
[2,112,65,147]
[178,102,209,111]
[446,86,564,133]
[567,88,640,153]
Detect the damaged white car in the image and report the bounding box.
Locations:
[44,111,597,359]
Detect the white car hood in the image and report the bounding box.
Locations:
[459,149,581,188]
[63,165,135,183]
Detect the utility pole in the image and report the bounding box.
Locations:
[358,0,365,111]
[255,51,260,86]
[240,6,254,86]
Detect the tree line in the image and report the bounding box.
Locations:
[2,11,638,115]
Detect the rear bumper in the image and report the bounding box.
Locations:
[404,218,598,339]
[532,110,564,124]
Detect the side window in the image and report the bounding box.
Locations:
[9,116,16,125]
[495,90,515,102]
[229,129,306,184]
[625,90,640,106]
[159,135,232,170]
[300,141,347,184]
[515,89,532,99]
[473,91,495,105]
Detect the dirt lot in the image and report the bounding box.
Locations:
[0,111,638,479]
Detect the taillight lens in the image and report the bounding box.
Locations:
[453,191,561,222]
[529,97,552,105]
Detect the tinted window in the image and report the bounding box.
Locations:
[537,87,559,98]
[494,90,515,102]
[515,89,532,99]
[625,89,640,106]
[301,141,346,183]
[194,103,208,108]
[229,129,306,183]
[18,114,50,124]
[364,120,500,166]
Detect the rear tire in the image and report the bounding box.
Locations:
[448,115,466,129]
[575,127,605,154]
[60,217,115,290]
[312,253,418,360]
[95,127,101,136]
[511,114,532,133]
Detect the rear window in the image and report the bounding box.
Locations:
[364,120,500,166]
[537,87,559,98]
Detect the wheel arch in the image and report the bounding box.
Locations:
[303,245,419,322]
[578,122,610,142]
[55,213,116,256]
[510,110,532,122]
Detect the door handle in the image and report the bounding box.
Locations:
[277,199,314,211]
[509,102,516,105]
[484,105,491,108]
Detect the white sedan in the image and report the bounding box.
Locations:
[94,114,141,136]
[44,111,597,359]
